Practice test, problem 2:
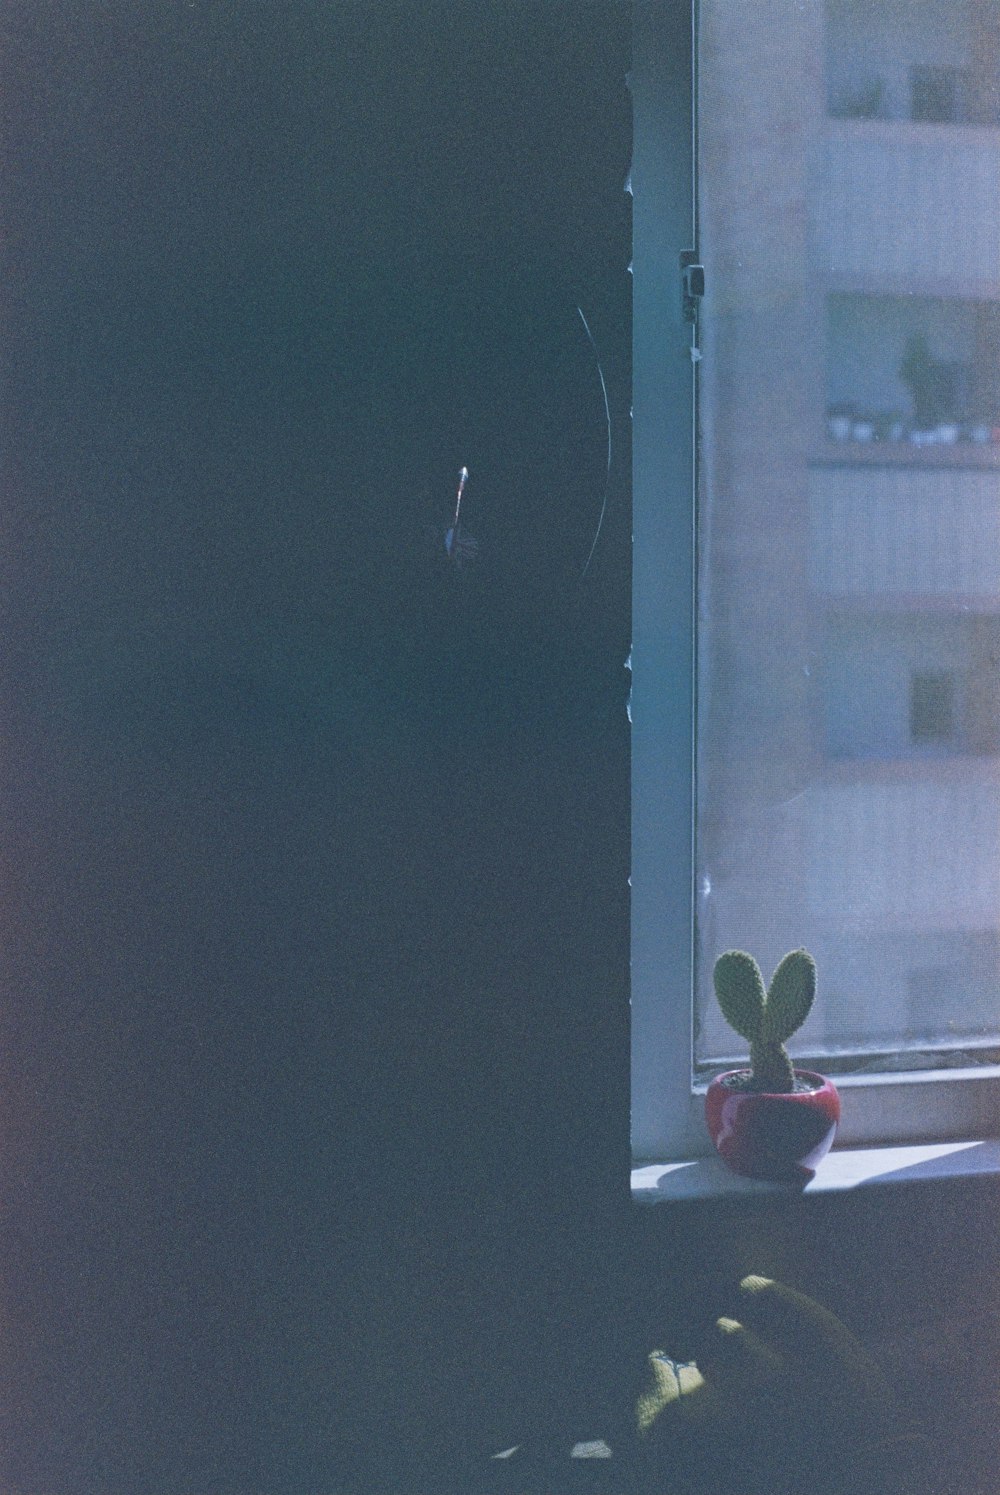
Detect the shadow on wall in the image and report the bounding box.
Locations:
[1,1,633,1491]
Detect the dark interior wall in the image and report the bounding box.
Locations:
[2,4,633,1491]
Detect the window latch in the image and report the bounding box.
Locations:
[681,252,705,323]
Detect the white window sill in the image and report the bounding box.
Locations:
[632,1138,1000,1202]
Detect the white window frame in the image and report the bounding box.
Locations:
[630,0,1000,1166]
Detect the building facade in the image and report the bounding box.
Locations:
[696,0,1000,1068]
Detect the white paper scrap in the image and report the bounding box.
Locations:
[570,1440,612,1459]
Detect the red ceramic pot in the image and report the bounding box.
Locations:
[705,1069,840,1182]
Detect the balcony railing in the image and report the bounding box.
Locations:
[816,120,1000,295]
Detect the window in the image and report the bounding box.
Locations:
[823,616,973,759]
[632,0,1000,1165]
[825,0,1000,126]
[826,295,985,442]
[909,669,956,745]
[910,64,966,124]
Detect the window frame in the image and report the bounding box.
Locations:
[630,0,1000,1167]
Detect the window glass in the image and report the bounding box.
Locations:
[694,0,1000,1077]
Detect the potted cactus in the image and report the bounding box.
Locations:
[705,949,840,1182]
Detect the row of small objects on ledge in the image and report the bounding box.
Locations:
[827,412,1000,446]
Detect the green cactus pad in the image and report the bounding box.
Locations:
[764,949,816,1044]
[713,948,818,1094]
[712,951,766,1042]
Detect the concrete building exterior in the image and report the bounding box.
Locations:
[695,0,1000,1069]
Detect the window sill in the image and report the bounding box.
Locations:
[632,1138,1000,1202]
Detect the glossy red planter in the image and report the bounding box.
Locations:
[705,1069,840,1182]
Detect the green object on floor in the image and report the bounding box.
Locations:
[635,1275,900,1492]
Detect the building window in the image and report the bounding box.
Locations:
[632,0,1000,1165]
[825,295,988,445]
[909,64,966,123]
[825,0,1000,126]
[909,669,956,745]
[821,616,972,760]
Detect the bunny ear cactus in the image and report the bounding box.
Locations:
[713,949,817,1093]
[706,950,838,1179]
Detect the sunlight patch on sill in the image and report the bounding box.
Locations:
[632,1139,1000,1201]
